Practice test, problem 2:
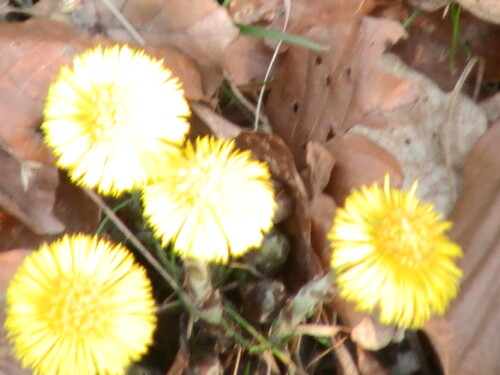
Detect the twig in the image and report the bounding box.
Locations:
[99,0,145,45]
[83,188,196,315]
[252,0,291,131]
[224,304,302,374]
[441,56,479,201]
[226,79,272,132]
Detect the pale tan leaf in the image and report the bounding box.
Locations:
[349,54,487,215]
[424,121,500,375]
[266,16,414,168]
[93,0,238,95]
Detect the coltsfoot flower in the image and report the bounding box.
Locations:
[328,175,462,329]
[5,234,157,375]
[142,136,277,264]
[42,44,190,196]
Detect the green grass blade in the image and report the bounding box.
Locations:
[402,9,422,29]
[236,23,329,51]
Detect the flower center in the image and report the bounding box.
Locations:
[46,276,109,336]
[177,157,224,207]
[377,209,433,267]
[92,84,132,141]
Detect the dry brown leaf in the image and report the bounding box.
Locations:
[0,19,201,239]
[357,347,389,375]
[0,249,32,292]
[0,172,100,251]
[0,249,33,375]
[302,142,337,268]
[224,34,278,85]
[1,299,32,375]
[324,133,404,206]
[0,17,202,163]
[0,17,201,242]
[350,53,487,215]
[266,15,414,168]
[190,103,242,139]
[224,0,374,85]
[424,121,500,375]
[0,19,105,164]
[351,316,402,351]
[331,294,403,354]
[0,146,63,235]
[407,0,448,11]
[410,0,500,24]
[228,0,282,24]
[234,132,323,290]
[286,0,375,29]
[93,0,238,95]
[393,8,500,94]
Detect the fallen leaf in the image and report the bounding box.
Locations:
[349,53,487,215]
[0,16,201,158]
[0,249,33,375]
[324,133,404,207]
[235,132,323,290]
[393,7,500,94]
[351,316,402,351]
[190,102,242,139]
[0,18,202,141]
[92,0,238,95]
[0,18,107,164]
[302,142,337,268]
[0,249,32,292]
[480,92,500,122]
[407,0,447,11]
[410,0,500,24]
[457,0,500,24]
[224,34,278,85]
[0,146,62,235]
[0,17,198,243]
[227,0,282,25]
[0,172,100,251]
[357,346,389,375]
[266,15,414,168]
[424,121,500,375]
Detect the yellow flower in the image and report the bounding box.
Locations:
[142,136,277,264]
[5,234,157,375]
[328,175,462,329]
[42,44,190,196]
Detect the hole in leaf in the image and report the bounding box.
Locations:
[327,128,336,140]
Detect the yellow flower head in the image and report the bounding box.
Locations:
[142,136,277,264]
[42,44,191,196]
[5,234,157,375]
[328,175,462,329]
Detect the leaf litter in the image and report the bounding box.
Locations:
[0,0,499,374]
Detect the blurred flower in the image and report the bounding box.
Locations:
[328,175,462,329]
[5,234,157,375]
[142,136,277,263]
[42,44,190,196]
